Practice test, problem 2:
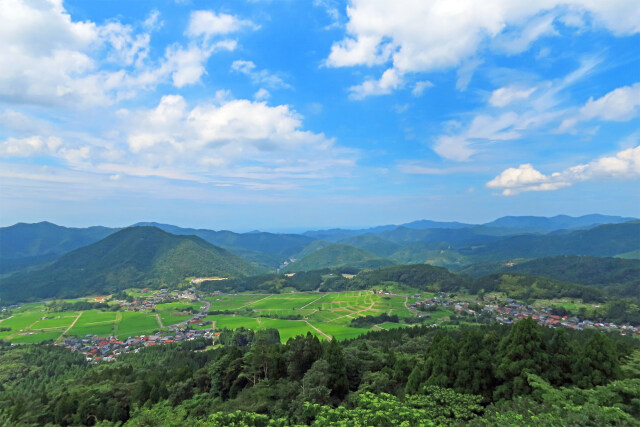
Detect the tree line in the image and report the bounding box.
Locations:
[0,317,638,426]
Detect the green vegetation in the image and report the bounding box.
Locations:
[460,255,640,300]
[0,318,637,426]
[0,226,263,303]
[284,243,396,272]
[459,221,640,260]
[0,221,115,274]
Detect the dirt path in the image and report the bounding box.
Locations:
[240,294,273,308]
[300,294,328,309]
[57,312,83,342]
[155,314,164,329]
[305,321,332,340]
[327,301,375,323]
[112,312,122,336]
[6,318,41,340]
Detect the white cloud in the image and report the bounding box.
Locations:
[489,86,536,107]
[254,88,271,100]
[456,59,482,92]
[327,0,640,98]
[349,68,402,100]
[231,60,291,89]
[0,1,251,107]
[580,82,640,121]
[558,82,640,132]
[114,95,355,183]
[486,145,640,195]
[0,136,62,157]
[433,60,597,161]
[412,80,434,97]
[186,10,254,40]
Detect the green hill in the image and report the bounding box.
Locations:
[459,221,640,261]
[338,234,402,257]
[0,222,117,274]
[459,255,640,300]
[134,222,313,269]
[469,273,606,302]
[320,263,468,292]
[282,244,395,272]
[0,226,262,303]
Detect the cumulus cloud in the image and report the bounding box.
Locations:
[559,82,640,131]
[0,1,251,106]
[113,94,355,182]
[349,68,402,100]
[0,135,93,165]
[186,10,255,39]
[231,60,291,89]
[580,82,640,121]
[486,145,640,195]
[327,0,640,98]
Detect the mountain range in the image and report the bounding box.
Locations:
[0,214,638,303]
[0,226,261,303]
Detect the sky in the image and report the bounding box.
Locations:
[0,0,639,231]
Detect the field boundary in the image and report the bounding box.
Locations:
[57,312,83,343]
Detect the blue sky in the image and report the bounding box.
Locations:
[0,0,639,231]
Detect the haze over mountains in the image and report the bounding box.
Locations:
[0,214,638,303]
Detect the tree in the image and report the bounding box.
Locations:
[495,317,549,400]
[323,339,349,400]
[572,332,621,388]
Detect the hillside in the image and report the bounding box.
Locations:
[459,221,640,261]
[282,244,395,272]
[469,273,606,302]
[320,263,469,292]
[459,255,640,300]
[338,234,402,257]
[0,226,262,303]
[0,222,117,274]
[483,214,636,232]
[134,222,313,268]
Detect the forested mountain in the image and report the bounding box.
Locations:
[0,226,262,303]
[134,222,314,269]
[483,214,636,232]
[0,222,117,274]
[459,221,640,260]
[460,255,640,285]
[282,244,395,272]
[337,234,402,257]
[301,214,635,242]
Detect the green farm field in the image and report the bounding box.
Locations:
[0,290,455,344]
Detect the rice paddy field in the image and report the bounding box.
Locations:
[0,290,455,344]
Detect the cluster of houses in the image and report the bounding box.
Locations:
[62,327,218,362]
[410,294,640,336]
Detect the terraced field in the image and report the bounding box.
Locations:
[0,290,455,344]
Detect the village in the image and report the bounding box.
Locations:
[408,292,640,336]
[61,289,217,362]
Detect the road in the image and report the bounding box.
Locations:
[57,312,83,342]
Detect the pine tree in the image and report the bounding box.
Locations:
[495,317,549,400]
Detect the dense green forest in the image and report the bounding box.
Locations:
[0,227,262,304]
[283,244,396,273]
[0,318,638,426]
[459,256,640,299]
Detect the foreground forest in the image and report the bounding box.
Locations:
[1,318,639,426]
